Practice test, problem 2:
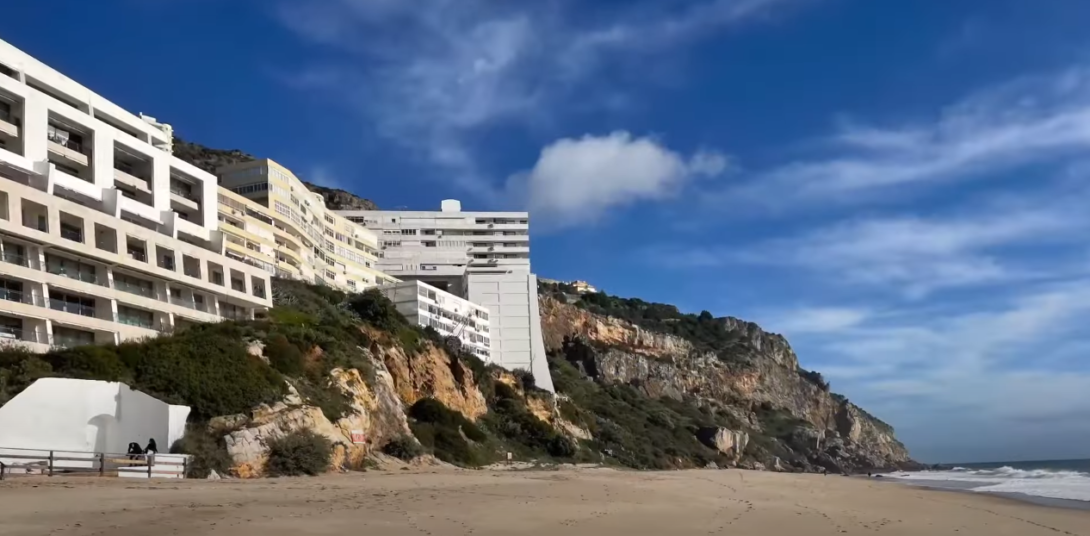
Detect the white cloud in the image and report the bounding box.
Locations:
[505,132,727,227]
[271,0,800,200]
[719,66,1090,211]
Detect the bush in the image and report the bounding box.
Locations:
[408,398,489,466]
[798,368,830,390]
[349,289,407,333]
[265,334,305,376]
[382,436,425,461]
[170,424,232,478]
[265,430,333,477]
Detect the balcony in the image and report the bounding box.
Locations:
[0,107,19,140]
[46,265,104,286]
[170,186,199,212]
[0,326,49,346]
[113,279,155,299]
[1,251,30,268]
[126,248,147,263]
[117,314,155,329]
[170,296,207,312]
[47,132,89,168]
[60,225,84,244]
[49,298,96,318]
[0,289,44,307]
[114,167,151,194]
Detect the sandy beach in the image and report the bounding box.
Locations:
[1,468,1087,536]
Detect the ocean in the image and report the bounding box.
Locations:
[888,459,1090,505]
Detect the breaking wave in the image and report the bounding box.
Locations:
[891,466,1090,502]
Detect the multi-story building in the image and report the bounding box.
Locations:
[217,160,397,292]
[377,280,492,360]
[0,39,272,351]
[337,200,554,392]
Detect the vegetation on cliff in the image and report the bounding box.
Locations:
[0,277,912,475]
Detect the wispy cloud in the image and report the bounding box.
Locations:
[658,189,1090,297]
[716,66,1090,212]
[786,280,1090,461]
[271,0,803,201]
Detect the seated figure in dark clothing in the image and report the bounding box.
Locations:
[127,442,143,460]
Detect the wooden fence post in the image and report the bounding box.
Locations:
[182,457,188,479]
[48,451,54,477]
[1,461,6,481]
[98,453,105,477]
[147,454,153,478]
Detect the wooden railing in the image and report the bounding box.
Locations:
[0,447,189,480]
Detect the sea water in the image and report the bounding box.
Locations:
[889,459,1090,504]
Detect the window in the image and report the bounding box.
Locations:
[400,229,417,235]
[325,215,334,224]
[325,270,336,280]
[59,222,83,243]
[231,182,270,195]
[347,280,357,289]
[47,124,83,152]
[423,241,436,247]
[422,229,436,235]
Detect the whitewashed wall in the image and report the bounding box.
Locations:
[0,378,190,456]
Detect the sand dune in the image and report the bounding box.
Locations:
[1,468,1087,536]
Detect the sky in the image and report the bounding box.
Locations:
[3,0,1089,464]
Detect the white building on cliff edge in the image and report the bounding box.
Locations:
[337,200,554,392]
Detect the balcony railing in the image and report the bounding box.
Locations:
[127,249,147,263]
[170,296,208,312]
[1,251,29,267]
[0,327,50,345]
[47,132,83,153]
[46,265,104,286]
[60,228,84,243]
[49,299,96,318]
[158,258,176,271]
[219,310,250,322]
[0,289,44,306]
[52,335,95,350]
[170,186,195,200]
[117,315,154,329]
[184,267,201,279]
[113,280,155,299]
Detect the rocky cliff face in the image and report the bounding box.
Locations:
[538,296,916,473]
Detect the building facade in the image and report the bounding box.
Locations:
[337,200,554,392]
[377,280,492,360]
[217,160,398,292]
[0,38,272,351]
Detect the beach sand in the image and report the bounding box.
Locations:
[1,468,1087,536]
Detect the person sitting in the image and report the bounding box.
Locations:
[127,442,143,460]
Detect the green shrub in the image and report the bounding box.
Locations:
[170,424,232,478]
[265,430,333,477]
[382,436,425,461]
[267,306,318,326]
[408,398,489,466]
[293,380,352,422]
[349,289,407,333]
[265,334,305,376]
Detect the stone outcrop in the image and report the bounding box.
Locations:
[696,427,749,462]
[218,356,414,477]
[538,296,916,473]
[368,330,487,422]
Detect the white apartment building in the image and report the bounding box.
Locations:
[337,200,554,392]
[0,39,272,351]
[377,281,492,360]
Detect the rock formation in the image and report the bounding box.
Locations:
[537,294,918,473]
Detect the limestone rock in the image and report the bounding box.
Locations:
[537,295,916,473]
[370,332,487,422]
[696,427,749,460]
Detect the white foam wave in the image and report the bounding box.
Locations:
[891,466,1090,502]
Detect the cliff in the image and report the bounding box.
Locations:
[537,286,917,473]
[171,138,378,210]
[0,279,916,477]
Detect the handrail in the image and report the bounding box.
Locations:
[0,446,189,480]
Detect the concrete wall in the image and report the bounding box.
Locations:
[0,378,189,455]
[467,272,554,392]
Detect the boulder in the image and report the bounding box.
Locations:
[696,427,749,460]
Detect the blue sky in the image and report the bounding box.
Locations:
[4,0,1090,463]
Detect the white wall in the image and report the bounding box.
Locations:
[467,272,554,392]
[0,378,190,456]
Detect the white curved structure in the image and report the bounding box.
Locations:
[0,377,189,455]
